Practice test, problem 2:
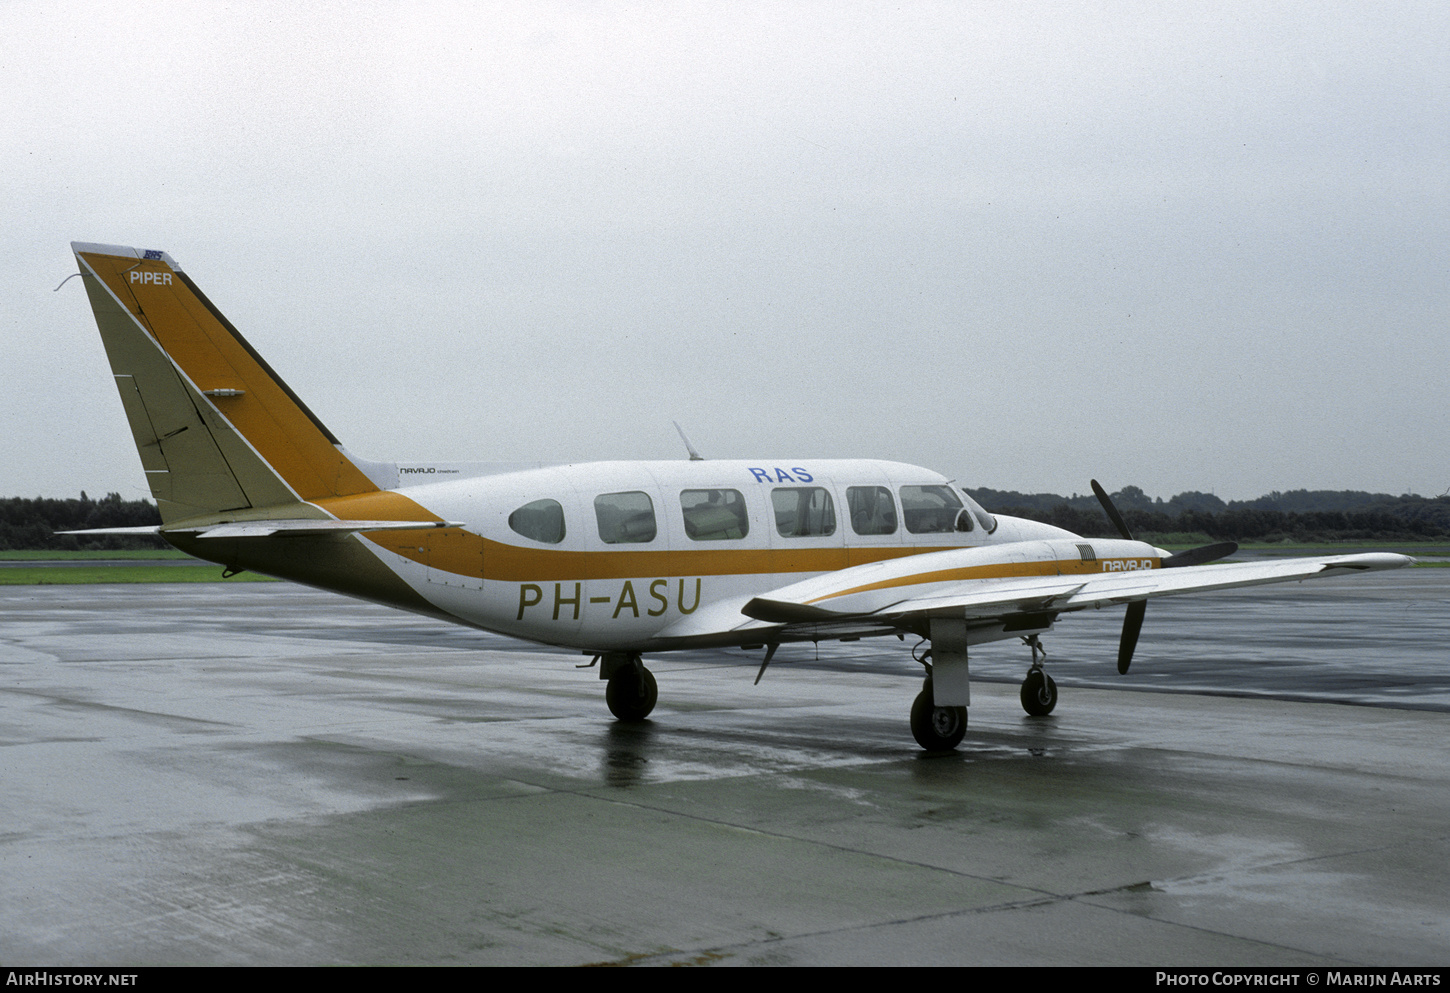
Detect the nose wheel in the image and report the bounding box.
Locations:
[1020,670,1058,716]
[1019,635,1058,716]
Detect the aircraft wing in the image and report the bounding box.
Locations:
[742,551,1413,628]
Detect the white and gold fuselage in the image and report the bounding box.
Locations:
[340,457,1107,653]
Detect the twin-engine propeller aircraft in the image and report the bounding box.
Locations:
[64,242,1412,750]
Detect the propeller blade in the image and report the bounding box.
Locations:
[1092,480,1152,673]
[1161,541,1239,568]
[1090,479,1134,541]
[1118,600,1146,674]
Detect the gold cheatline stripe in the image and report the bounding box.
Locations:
[804,557,1162,603]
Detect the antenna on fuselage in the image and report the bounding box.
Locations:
[673,421,705,461]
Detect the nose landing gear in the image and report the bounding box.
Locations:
[1019,635,1057,717]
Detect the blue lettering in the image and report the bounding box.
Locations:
[791,467,813,482]
[774,468,795,482]
[749,468,771,483]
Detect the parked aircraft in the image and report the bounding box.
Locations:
[63,242,1412,750]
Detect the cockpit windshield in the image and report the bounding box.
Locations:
[960,490,997,534]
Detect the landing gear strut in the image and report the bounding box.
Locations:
[601,653,658,722]
[1019,635,1057,716]
[910,676,968,751]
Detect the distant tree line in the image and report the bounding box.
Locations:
[3,487,1447,550]
[967,486,1450,542]
[0,493,164,550]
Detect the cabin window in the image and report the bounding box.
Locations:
[846,486,898,535]
[507,498,566,544]
[900,485,966,534]
[681,489,750,540]
[594,491,657,544]
[771,487,836,537]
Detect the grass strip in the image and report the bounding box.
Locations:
[0,566,278,585]
[0,549,193,561]
[1154,540,1450,556]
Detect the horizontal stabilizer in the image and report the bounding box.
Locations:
[55,525,163,536]
[185,519,465,539]
[61,520,463,539]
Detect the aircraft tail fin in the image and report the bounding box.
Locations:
[70,243,382,523]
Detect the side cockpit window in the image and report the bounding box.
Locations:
[900,485,966,534]
[771,487,836,537]
[508,498,566,544]
[681,489,749,540]
[594,491,657,544]
[847,486,897,535]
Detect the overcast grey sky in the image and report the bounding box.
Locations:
[4,2,1446,503]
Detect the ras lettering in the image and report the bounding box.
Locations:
[748,467,814,483]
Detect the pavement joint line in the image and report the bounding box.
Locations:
[537,782,1449,963]
[551,781,1075,899]
[591,883,1344,967]
[1149,835,1449,885]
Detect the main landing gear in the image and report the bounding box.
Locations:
[910,676,967,751]
[907,633,1057,750]
[596,652,658,722]
[908,638,968,752]
[1019,635,1057,717]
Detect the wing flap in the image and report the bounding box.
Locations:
[744,576,1089,623]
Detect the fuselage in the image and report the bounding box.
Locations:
[205,457,1083,653]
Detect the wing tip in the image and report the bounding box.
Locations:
[1319,552,1416,572]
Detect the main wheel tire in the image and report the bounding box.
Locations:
[606,665,658,721]
[910,685,967,751]
[1020,671,1058,716]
